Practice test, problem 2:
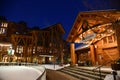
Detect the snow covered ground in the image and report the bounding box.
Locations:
[0,64,70,80]
[0,64,69,80]
[1,64,118,80]
[0,66,45,80]
[104,71,120,80]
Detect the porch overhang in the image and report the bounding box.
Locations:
[75,43,90,51]
[67,10,120,45]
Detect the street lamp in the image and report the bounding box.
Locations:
[7,47,14,62]
[49,49,55,69]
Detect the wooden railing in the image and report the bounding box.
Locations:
[93,58,120,80]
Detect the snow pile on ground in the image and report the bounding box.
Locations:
[42,64,70,70]
[0,66,43,80]
[104,71,120,80]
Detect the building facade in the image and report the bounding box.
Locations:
[0,17,68,64]
[76,34,118,66]
[67,10,120,66]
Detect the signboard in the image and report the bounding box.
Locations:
[80,33,96,43]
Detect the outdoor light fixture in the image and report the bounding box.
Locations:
[7,47,14,55]
[0,43,12,47]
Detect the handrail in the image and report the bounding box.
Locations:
[92,60,114,80]
[93,60,114,71]
[93,58,120,80]
[93,57,120,71]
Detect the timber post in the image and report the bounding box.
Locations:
[90,44,96,66]
[113,20,120,57]
[70,43,76,65]
[61,52,64,65]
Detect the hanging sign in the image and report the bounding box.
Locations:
[80,33,96,43]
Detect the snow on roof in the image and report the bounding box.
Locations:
[75,43,90,51]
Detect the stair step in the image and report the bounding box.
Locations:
[67,66,111,75]
[64,67,108,77]
[58,66,111,80]
[61,68,104,80]
[60,69,95,80]
[75,66,111,74]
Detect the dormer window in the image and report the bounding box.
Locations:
[0,28,6,34]
[108,36,113,43]
[102,35,115,45]
[103,38,107,44]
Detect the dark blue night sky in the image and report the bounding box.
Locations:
[0,0,120,39]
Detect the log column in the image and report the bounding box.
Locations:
[90,45,96,65]
[70,43,76,65]
[114,21,120,57]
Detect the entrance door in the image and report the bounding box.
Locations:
[45,57,49,64]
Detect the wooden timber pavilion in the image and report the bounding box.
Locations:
[0,18,68,64]
[67,10,120,66]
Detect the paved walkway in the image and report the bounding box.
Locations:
[46,69,79,80]
[43,64,113,80]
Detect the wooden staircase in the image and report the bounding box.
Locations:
[58,66,111,80]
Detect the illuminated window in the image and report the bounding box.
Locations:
[16,46,23,53]
[16,32,19,34]
[28,47,32,53]
[103,38,107,44]
[33,47,35,54]
[1,23,8,27]
[108,36,113,43]
[16,46,18,53]
[3,46,7,51]
[0,28,6,34]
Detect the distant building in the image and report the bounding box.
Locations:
[0,17,68,64]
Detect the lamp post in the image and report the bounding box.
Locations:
[20,52,22,65]
[7,47,14,62]
[0,51,2,62]
[49,49,55,69]
[53,51,55,69]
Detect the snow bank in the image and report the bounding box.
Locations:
[42,64,70,70]
[104,71,120,80]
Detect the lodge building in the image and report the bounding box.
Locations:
[0,17,68,64]
[67,10,120,66]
